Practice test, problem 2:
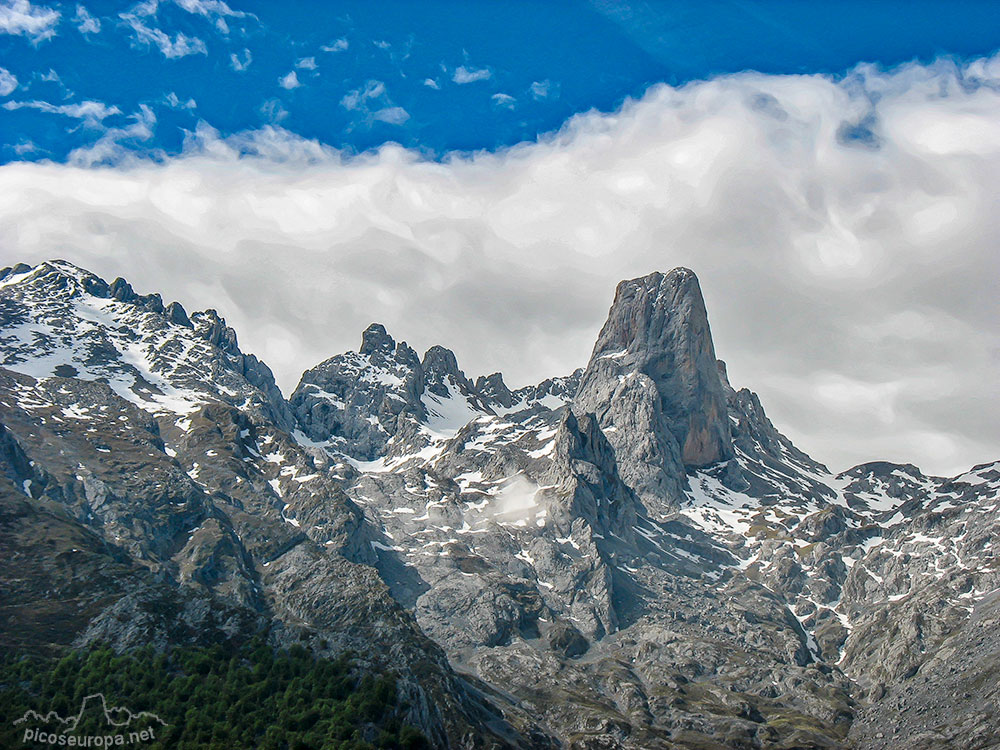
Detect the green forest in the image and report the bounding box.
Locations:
[0,640,429,750]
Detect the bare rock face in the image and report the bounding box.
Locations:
[543,410,640,548]
[290,323,427,459]
[291,323,582,464]
[574,269,734,506]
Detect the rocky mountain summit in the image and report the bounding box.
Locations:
[1,260,997,749]
[575,269,736,510]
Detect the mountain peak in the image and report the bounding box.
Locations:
[422,344,477,401]
[575,268,735,505]
[0,259,293,430]
[421,344,458,369]
[2,259,111,300]
[475,372,513,408]
[593,267,706,358]
[360,323,396,356]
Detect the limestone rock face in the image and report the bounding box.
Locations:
[291,323,582,463]
[574,269,734,505]
[291,323,427,459]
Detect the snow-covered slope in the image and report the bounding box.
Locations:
[0,260,292,429]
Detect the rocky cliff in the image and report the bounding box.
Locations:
[575,270,736,509]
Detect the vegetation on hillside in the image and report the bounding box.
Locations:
[0,639,428,750]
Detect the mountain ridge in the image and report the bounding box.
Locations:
[2,258,998,749]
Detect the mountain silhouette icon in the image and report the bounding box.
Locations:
[14,693,166,734]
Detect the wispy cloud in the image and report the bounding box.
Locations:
[320,37,347,53]
[278,71,300,90]
[339,79,410,127]
[119,10,207,58]
[29,68,73,98]
[423,78,440,90]
[452,65,491,84]
[0,67,18,97]
[2,98,120,121]
[295,57,317,71]
[74,4,100,34]
[0,0,60,42]
[67,104,156,166]
[163,91,196,109]
[128,0,251,36]
[11,139,39,155]
[229,47,251,72]
[529,79,557,100]
[170,0,243,19]
[340,80,384,110]
[491,92,515,109]
[372,107,409,125]
[258,98,288,124]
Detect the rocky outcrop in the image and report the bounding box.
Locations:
[290,323,427,459]
[574,269,735,507]
[543,410,641,545]
[291,323,582,462]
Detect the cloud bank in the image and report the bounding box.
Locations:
[0,0,59,42]
[1,57,999,475]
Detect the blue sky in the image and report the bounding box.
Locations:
[2,1,999,162]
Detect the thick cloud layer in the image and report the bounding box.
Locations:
[1,57,998,475]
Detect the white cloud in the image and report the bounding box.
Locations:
[0,67,17,96]
[128,0,247,32]
[278,71,300,90]
[452,65,491,84]
[3,98,120,121]
[163,91,196,109]
[171,0,242,18]
[74,4,100,34]
[229,47,251,72]
[296,56,317,70]
[340,80,385,111]
[257,98,287,124]
[338,80,409,128]
[321,37,347,53]
[12,139,38,155]
[423,78,440,90]
[372,106,409,125]
[119,11,207,58]
[0,0,59,41]
[66,104,156,166]
[492,93,515,109]
[530,79,557,99]
[2,57,1000,475]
